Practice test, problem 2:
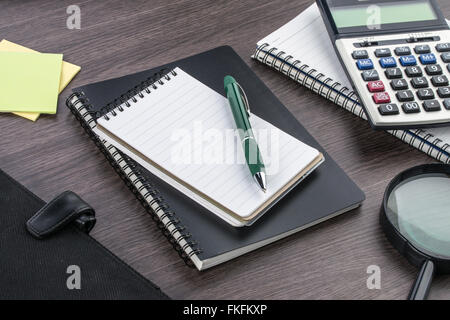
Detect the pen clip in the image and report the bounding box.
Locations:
[236,82,251,117]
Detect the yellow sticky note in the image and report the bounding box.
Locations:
[0,52,62,114]
[0,39,81,121]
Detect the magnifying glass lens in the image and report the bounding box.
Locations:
[386,173,450,259]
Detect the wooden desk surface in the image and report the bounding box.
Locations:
[1,0,449,299]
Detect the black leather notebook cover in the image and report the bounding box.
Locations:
[0,169,169,299]
[67,46,365,270]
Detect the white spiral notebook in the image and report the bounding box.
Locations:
[94,67,323,227]
[252,3,450,164]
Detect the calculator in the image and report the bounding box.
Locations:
[317,0,450,129]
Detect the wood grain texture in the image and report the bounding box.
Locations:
[1,0,449,300]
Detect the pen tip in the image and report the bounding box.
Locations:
[254,172,267,193]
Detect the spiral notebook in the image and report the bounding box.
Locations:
[252,3,450,164]
[93,67,324,227]
[66,46,364,270]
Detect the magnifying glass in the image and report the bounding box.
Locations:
[381,164,450,300]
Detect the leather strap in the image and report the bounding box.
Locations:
[26,191,96,239]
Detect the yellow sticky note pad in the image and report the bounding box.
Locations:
[0,39,81,121]
[0,52,62,114]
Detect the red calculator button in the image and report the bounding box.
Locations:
[373,92,391,104]
[367,81,385,92]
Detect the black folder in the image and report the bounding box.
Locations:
[0,169,169,299]
[66,46,365,270]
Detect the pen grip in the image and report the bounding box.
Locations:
[226,84,251,130]
[243,137,265,175]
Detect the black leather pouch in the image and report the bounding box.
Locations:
[0,169,169,300]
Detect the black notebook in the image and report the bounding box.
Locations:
[93,67,324,227]
[66,46,365,270]
[0,169,169,299]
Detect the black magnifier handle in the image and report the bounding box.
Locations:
[408,260,435,300]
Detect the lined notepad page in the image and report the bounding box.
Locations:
[257,3,352,89]
[95,68,320,223]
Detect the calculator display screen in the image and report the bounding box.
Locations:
[330,0,437,29]
[324,0,444,34]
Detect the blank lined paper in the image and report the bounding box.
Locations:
[95,67,321,225]
[257,3,352,89]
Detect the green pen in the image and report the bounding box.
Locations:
[224,75,267,192]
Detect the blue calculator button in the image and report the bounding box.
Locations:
[419,53,437,65]
[379,57,397,68]
[399,55,417,66]
[357,59,374,70]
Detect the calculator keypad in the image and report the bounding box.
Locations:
[348,35,450,124]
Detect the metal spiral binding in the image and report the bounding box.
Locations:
[253,43,450,164]
[65,70,202,268]
[102,69,178,121]
[253,43,362,116]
